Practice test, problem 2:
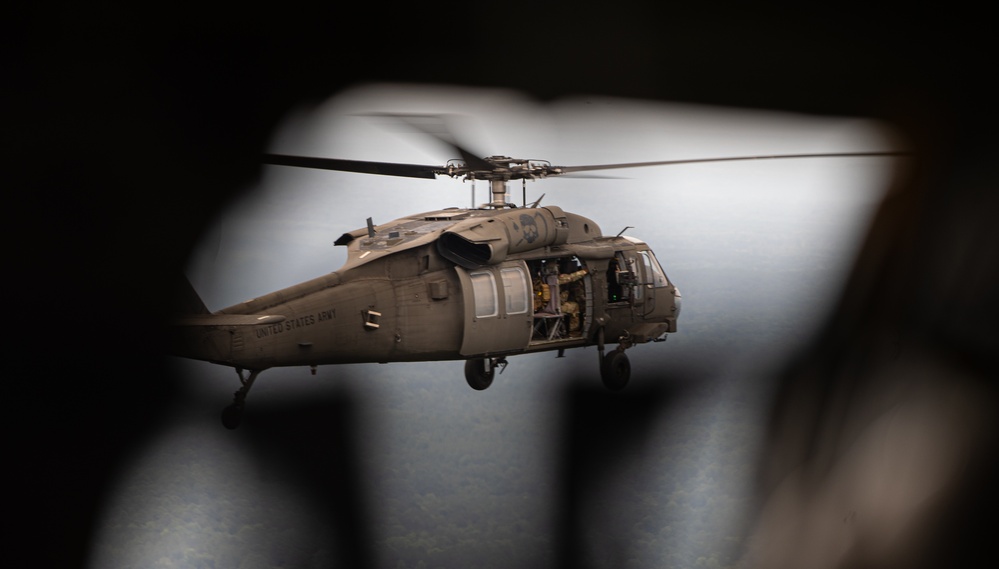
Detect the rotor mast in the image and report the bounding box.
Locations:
[488,179,509,208]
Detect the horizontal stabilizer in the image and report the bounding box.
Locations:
[172,314,286,327]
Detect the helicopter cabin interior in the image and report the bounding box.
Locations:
[456,247,673,358]
[527,257,591,344]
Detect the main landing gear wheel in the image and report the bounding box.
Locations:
[464,358,494,390]
[465,357,506,390]
[600,349,631,391]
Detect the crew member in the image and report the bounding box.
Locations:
[558,268,587,333]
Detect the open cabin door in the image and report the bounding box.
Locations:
[456,261,533,357]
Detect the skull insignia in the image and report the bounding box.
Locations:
[520,213,539,243]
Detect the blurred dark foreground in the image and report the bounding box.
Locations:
[6,5,996,568]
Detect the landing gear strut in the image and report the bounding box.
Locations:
[464,357,507,391]
[221,368,261,430]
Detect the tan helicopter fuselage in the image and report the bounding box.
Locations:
[172,205,680,372]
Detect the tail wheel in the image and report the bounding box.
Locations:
[600,349,630,391]
[464,358,495,390]
[221,403,244,430]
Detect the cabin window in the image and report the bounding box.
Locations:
[639,251,669,288]
[470,271,498,318]
[500,266,530,315]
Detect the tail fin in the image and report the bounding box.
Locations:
[174,274,211,315]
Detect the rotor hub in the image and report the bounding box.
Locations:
[445,156,555,182]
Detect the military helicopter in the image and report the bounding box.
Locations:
[171,116,901,429]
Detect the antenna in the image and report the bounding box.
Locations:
[616,226,634,237]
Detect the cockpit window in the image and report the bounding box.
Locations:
[639,250,669,288]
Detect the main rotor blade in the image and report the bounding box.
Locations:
[263,153,443,179]
[556,151,911,174]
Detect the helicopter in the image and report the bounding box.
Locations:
[171,116,902,429]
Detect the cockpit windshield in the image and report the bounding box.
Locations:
[639,250,669,288]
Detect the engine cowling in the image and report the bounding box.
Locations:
[438,206,571,267]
